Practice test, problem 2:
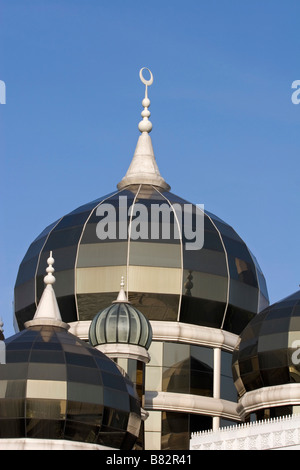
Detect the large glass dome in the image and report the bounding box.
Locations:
[14,185,269,335]
[232,290,300,397]
[0,323,141,448]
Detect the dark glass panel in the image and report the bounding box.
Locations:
[241,370,264,392]
[64,352,96,368]
[260,316,291,335]
[222,304,256,335]
[67,191,118,215]
[14,279,35,312]
[6,340,34,350]
[62,343,92,355]
[180,295,225,329]
[121,430,139,451]
[102,389,130,412]
[260,366,290,387]
[97,430,127,448]
[258,349,288,369]
[29,350,65,364]
[66,401,103,425]
[26,398,66,420]
[128,292,179,322]
[0,398,25,418]
[206,215,242,242]
[162,366,190,394]
[26,418,65,439]
[5,350,31,363]
[13,304,37,332]
[161,411,189,450]
[257,332,289,353]
[190,370,213,397]
[267,306,294,320]
[163,342,190,368]
[28,364,66,381]
[199,229,225,252]
[93,355,121,374]
[67,365,102,385]
[52,211,90,230]
[67,382,103,405]
[101,371,127,392]
[256,269,269,303]
[290,316,300,331]
[64,419,99,443]
[77,292,118,321]
[163,191,190,205]
[57,295,77,324]
[190,348,213,397]
[221,375,237,401]
[0,419,25,438]
[229,255,257,286]
[37,246,78,275]
[190,413,212,433]
[191,345,213,368]
[15,257,40,287]
[32,341,62,351]
[42,226,83,250]
[0,364,28,382]
[129,394,142,415]
[183,249,227,276]
[102,407,129,429]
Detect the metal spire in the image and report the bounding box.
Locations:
[24,252,70,330]
[117,68,170,191]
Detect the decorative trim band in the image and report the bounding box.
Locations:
[144,391,240,421]
[68,320,239,352]
[237,383,300,419]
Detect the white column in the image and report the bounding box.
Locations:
[213,347,221,431]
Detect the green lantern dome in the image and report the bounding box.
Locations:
[89,278,152,351]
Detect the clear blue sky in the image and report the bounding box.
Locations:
[0,0,299,337]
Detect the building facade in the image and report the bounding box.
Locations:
[1,68,298,450]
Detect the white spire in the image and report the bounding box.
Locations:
[117,68,170,191]
[113,276,129,303]
[0,317,4,340]
[24,252,70,330]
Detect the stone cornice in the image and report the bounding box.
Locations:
[144,391,240,421]
[68,320,239,352]
[150,321,238,352]
[237,383,300,419]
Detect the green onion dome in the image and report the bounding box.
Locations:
[89,280,152,350]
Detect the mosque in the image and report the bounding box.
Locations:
[1,68,300,450]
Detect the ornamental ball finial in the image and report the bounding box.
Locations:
[44,251,56,285]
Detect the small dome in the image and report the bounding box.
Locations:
[0,324,141,449]
[0,255,141,449]
[89,300,152,351]
[232,290,300,397]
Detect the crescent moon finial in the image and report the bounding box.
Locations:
[139,67,154,87]
[138,67,153,133]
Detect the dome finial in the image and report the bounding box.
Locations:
[24,251,70,330]
[114,276,129,303]
[117,68,170,191]
[138,67,153,134]
[44,251,55,285]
